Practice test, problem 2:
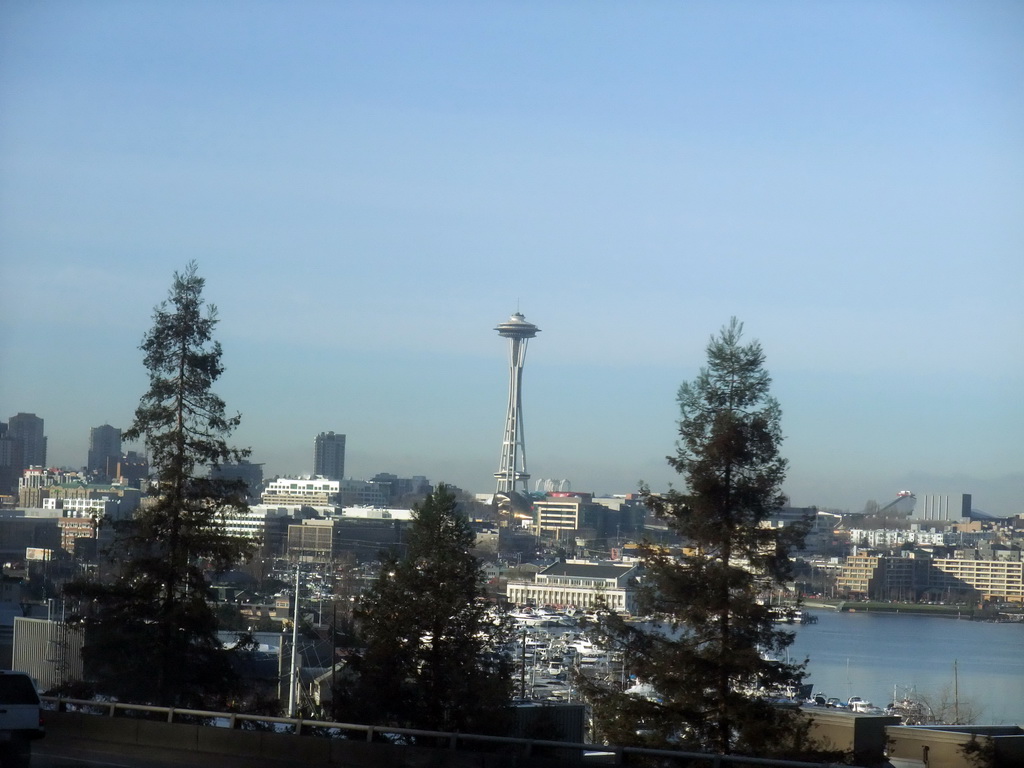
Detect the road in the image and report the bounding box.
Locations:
[32,733,312,768]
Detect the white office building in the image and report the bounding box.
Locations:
[223,504,302,540]
[262,477,340,506]
[42,497,120,519]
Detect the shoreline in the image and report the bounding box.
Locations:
[802,599,1022,621]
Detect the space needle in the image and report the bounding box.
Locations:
[494,312,539,497]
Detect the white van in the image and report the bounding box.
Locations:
[0,671,44,767]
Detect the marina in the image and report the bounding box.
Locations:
[506,606,1024,725]
[508,609,620,704]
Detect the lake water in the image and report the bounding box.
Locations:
[788,609,1024,724]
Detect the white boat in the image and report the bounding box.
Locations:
[568,637,604,659]
[848,697,884,714]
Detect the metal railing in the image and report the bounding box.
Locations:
[41,696,855,767]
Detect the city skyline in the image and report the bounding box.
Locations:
[1,2,1022,515]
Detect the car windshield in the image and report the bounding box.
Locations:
[0,675,39,704]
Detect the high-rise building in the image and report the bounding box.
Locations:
[493,312,539,496]
[313,432,346,481]
[7,413,46,470]
[0,422,20,497]
[87,424,122,477]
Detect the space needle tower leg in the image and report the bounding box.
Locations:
[494,312,539,497]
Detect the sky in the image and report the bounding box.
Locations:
[1,1,1022,515]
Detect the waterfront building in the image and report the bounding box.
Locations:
[836,554,882,596]
[313,432,346,481]
[87,424,121,477]
[836,551,1023,603]
[930,557,1023,603]
[505,560,640,614]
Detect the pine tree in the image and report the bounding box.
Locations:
[65,262,255,707]
[580,319,816,757]
[337,484,513,736]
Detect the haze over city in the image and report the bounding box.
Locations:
[1,2,1021,515]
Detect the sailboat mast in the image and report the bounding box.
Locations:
[953,659,959,724]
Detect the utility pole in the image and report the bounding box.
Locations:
[288,565,300,717]
[331,602,338,722]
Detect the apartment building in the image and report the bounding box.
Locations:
[930,558,1023,603]
[837,553,1023,603]
[836,554,882,596]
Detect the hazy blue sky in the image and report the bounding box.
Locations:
[2,1,1021,514]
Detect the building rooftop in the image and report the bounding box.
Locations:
[540,561,636,579]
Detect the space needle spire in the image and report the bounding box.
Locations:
[494,311,539,496]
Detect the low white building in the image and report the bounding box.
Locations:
[337,506,413,521]
[506,560,641,614]
[846,527,963,548]
[223,504,306,540]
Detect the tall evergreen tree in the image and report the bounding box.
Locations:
[337,484,513,736]
[65,262,255,707]
[579,319,815,757]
